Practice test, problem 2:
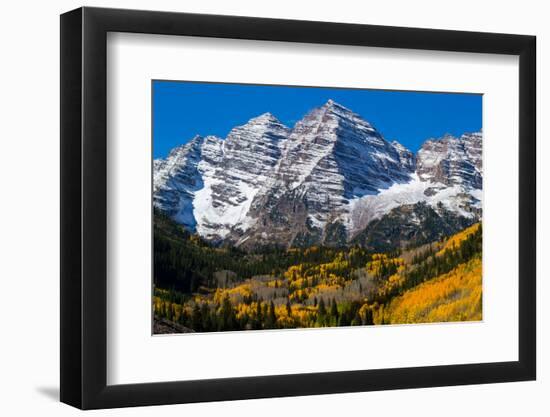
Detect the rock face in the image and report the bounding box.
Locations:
[154,113,289,241]
[153,99,482,250]
[235,100,415,248]
[193,113,290,241]
[417,132,482,189]
[153,135,222,230]
[392,140,416,172]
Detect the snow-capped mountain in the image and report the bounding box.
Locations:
[417,132,482,189]
[154,135,223,229]
[346,131,482,237]
[193,113,289,240]
[234,100,416,248]
[153,100,482,249]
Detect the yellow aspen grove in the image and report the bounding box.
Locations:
[153,217,482,332]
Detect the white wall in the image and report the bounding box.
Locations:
[0,0,546,415]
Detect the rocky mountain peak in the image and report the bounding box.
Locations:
[303,99,375,129]
[165,134,202,157]
[235,101,418,248]
[391,140,416,172]
[249,111,279,123]
[153,134,212,229]
[234,111,287,129]
[322,98,354,114]
[321,98,356,114]
[225,112,289,149]
[416,132,482,189]
[153,101,482,250]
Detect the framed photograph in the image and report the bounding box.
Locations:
[60,6,536,409]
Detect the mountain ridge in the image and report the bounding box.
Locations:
[153,100,482,250]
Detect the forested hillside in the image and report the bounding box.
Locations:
[153,212,482,332]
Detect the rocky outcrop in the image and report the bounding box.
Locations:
[417,132,482,190]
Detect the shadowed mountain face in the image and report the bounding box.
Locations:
[153,100,482,250]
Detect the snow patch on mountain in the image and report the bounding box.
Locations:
[193,175,258,239]
[153,135,222,230]
[346,173,480,237]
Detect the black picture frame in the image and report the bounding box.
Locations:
[60,6,536,410]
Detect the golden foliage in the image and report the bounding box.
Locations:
[376,273,405,299]
[213,284,253,304]
[154,223,483,331]
[366,254,405,277]
[381,257,482,324]
[437,223,481,256]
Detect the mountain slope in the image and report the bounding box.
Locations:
[381,257,482,324]
[346,131,482,237]
[351,201,474,252]
[154,215,482,332]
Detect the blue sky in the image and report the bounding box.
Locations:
[153,80,482,159]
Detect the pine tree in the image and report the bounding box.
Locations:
[191,304,202,331]
[221,295,234,331]
[318,298,326,315]
[330,298,339,322]
[254,301,263,330]
[267,301,277,329]
[178,308,189,326]
[364,307,374,325]
[316,298,327,327]
[200,303,210,331]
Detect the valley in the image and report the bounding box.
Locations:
[152,99,483,332]
[153,214,482,332]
